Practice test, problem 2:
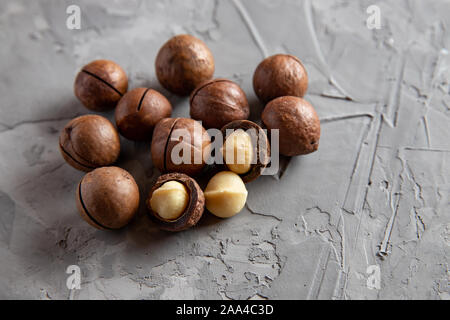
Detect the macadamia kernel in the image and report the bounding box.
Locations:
[150,181,189,220]
[222,129,254,174]
[204,171,248,218]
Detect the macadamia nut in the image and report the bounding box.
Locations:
[220,120,270,183]
[59,115,120,172]
[253,54,308,103]
[262,96,320,156]
[204,171,248,218]
[76,167,139,230]
[115,87,172,141]
[222,129,254,174]
[151,118,211,176]
[74,60,128,111]
[155,35,215,96]
[150,181,189,220]
[190,78,249,129]
[146,173,205,231]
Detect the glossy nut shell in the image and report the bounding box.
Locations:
[76,167,140,230]
[155,35,214,96]
[151,118,211,176]
[262,96,320,156]
[74,60,128,111]
[59,115,120,171]
[253,54,308,104]
[115,88,172,141]
[146,173,205,231]
[190,78,250,129]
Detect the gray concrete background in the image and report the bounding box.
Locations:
[0,0,449,300]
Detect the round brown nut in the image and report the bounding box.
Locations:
[59,115,121,171]
[76,166,140,230]
[115,88,172,141]
[146,173,205,231]
[155,34,215,96]
[253,54,308,104]
[74,60,128,111]
[151,118,211,176]
[190,79,250,129]
[262,96,320,156]
[220,120,270,183]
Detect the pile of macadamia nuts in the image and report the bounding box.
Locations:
[60,34,320,232]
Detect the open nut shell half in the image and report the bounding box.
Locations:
[146,173,205,231]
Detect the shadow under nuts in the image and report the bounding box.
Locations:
[151,118,211,176]
[74,59,128,111]
[253,54,308,104]
[59,115,120,171]
[115,88,172,141]
[262,96,320,156]
[190,78,250,129]
[155,34,215,96]
[221,120,270,183]
[204,171,248,218]
[147,173,205,232]
[76,167,140,230]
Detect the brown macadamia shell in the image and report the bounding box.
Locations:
[155,35,214,96]
[146,173,205,232]
[76,166,140,230]
[190,78,250,129]
[253,54,308,104]
[115,88,172,141]
[59,115,120,171]
[151,118,211,176]
[262,96,320,156]
[74,60,128,111]
[220,120,270,183]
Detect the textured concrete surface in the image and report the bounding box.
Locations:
[0,0,449,300]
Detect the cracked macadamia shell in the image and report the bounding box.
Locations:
[151,118,211,176]
[146,173,205,231]
[115,87,172,141]
[74,59,128,111]
[190,78,250,129]
[59,115,121,171]
[155,34,215,96]
[220,120,270,183]
[262,96,320,156]
[204,171,248,218]
[76,167,140,230]
[253,54,308,103]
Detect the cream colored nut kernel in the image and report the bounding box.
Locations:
[150,181,189,220]
[222,129,254,174]
[204,171,248,218]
